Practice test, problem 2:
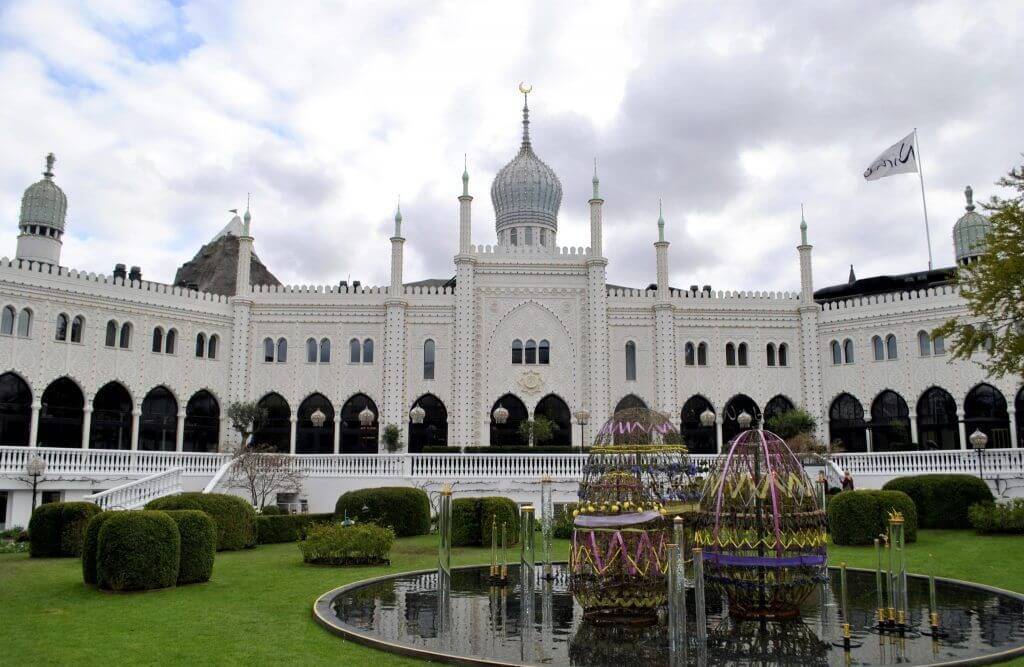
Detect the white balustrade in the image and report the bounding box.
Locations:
[0,446,230,476]
[83,467,184,510]
[833,449,1024,479]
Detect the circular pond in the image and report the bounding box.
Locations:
[314,564,1024,666]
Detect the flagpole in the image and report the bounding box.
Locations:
[913,127,934,270]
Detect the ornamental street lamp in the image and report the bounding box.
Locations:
[969,429,988,480]
[492,404,509,425]
[573,410,590,449]
[737,410,753,430]
[410,404,426,425]
[358,406,375,427]
[26,455,47,512]
[699,409,716,428]
[310,408,326,428]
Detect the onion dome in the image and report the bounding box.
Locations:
[20,153,67,232]
[490,94,562,237]
[953,185,991,266]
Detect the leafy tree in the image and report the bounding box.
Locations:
[518,415,556,447]
[381,424,402,453]
[227,401,267,448]
[765,408,817,440]
[934,161,1024,378]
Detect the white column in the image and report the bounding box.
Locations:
[459,187,473,254]
[28,401,41,447]
[130,409,141,450]
[1009,408,1019,448]
[219,416,230,452]
[715,415,724,453]
[289,414,297,455]
[957,409,967,449]
[333,413,341,454]
[864,416,873,453]
[909,410,919,446]
[175,410,186,452]
[81,402,92,449]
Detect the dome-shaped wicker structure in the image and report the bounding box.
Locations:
[694,428,827,620]
[569,408,701,623]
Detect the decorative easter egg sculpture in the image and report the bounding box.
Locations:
[694,427,828,619]
[569,407,698,623]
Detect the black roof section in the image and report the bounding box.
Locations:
[814,266,955,302]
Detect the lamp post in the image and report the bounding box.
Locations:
[969,429,988,480]
[26,455,47,512]
[573,410,589,449]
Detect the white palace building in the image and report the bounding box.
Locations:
[1,98,1022,527]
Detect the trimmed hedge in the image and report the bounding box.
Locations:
[882,475,993,529]
[29,501,101,558]
[260,505,283,516]
[162,510,217,584]
[827,490,918,546]
[82,511,115,585]
[451,498,481,547]
[299,523,395,566]
[256,513,336,544]
[146,493,257,551]
[335,488,430,537]
[97,511,180,591]
[968,499,1024,534]
[480,497,519,548]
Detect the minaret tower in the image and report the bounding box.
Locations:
[16,153,67,265]
[796,206,823,440]
[652,201,677,420]
[229,198,256,418]
[383,202,409,450]
[584,162,610,444]
[459,157,473,253]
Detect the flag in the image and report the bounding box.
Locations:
[863,131,918,181]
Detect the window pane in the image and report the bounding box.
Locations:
[17,309,31,337]
[697,343,707,366]
[779,343,788,367]
[264,338,274,362]
[1,306,14,335]
[196,333,206,358]
[307,338,317,362]
[208,335,218,359]
[424,339,435,380]
[538,340,549,364]
[165,329,176,354]
[152,328,163,353]
[350,338,360,363]
[766,343,775,367]
[512,339,522,364]
[918,331,930,356]
[320,338,331,363]
[738,343,748,366]
[363,339,373,363]
[933,335,944,354]
[55,314,68,341]
[510,228,517,246]
[726,343,736,366]
[844,339,854,364]
[873,336,884,361]
[119,323,131,348]
[625,342,637,381]
[685,343,695,366]
[70,316,82,343]
[106,321,117,347]
[832,341,841,365]
[525,339,536,364]
[886,335,897,360]
[277,338,287,362]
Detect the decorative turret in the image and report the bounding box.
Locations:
[953,185,991,266]
[654,200,670,298]
[16,153,67,265]
[390,201,405,295]
[589,158,603,257]
[459,156,473,253]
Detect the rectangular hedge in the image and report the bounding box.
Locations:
[449,497,520,547]
[256,513,336,544]
[882,474,993,529]
[826,489,918,545]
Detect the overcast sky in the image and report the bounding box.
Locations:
[1,1,1021,292]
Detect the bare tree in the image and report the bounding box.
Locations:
[226,443,304,509]
[227,401,267,448]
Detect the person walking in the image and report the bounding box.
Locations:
[841,471,855,491]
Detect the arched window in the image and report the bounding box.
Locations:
[90,381,132,450]
[831,340,841,365]
[681,395,716,454]
[964,383,1011,448]
[625,341,637,381]
[119,322,131,349]
[350,338,361,363]
[296,393,335,454]
[512,339,523,364]
[306,337,317,363]
[917,387,959,450]
[843,338,854,364]
[106,320,117,347]
[196,333,206,358]
[276,337,287,363]
[409,394,447,452]
[423,339,435,379]
[1,306,15,335]
[684,342,695,366]
[184,390,219,453]
[829,393,867,452]
[872,335,884,361]
[918,330,931,356]
[885,334,898,360]
[139,387,178,451]
[55,313,69,341]
[0,372,32,446]
[362,338,374,363]
[778,343,788,367]
[738,342,748,366]
[253,393,290,452]
[320,338,331,363]
[70,315,83,343]
[524,339,537,364]
[17,308,32,337]
[766,343,776,367]
[870,390,911,452]
[534,394,571,447]
[726,343,736,366]
[697,342,708,366]
[208,335,218,359]
[932,334,945,355]
[165,328,176,354]
[723,394,760,444]
[152,327,163,353]
[340,394,378,453]
[538,339,550,365]
[489,394,528,447]
[263,337,275,362]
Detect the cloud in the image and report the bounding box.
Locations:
[0,0,1021,293]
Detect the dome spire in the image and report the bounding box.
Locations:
[800,203,808,245]
[394,197,402,236]
[462,154,469,197]
[657,198,665,242]
[43,153,55,179]
[518,82,533,152]
[243,193,252,235]
[592,158,600,199]
[965,185,975,212]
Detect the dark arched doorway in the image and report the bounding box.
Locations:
[917,387,959,450]
[341,394,378,453]
[297,393,335,454]
[680,395,716,454]
[0,372,31,446]
[253,393,291,452]
[184,390,219,452]
[409,394,447,452]
[763,395,795,425]
[534,394,572,447]
[613,394,647,415]
[90,382,132,450]
[490,394,528,447]
[870,390,911,452]
[38,378,84,448]
[722,394,760,444]
[829,393,867,453]
[964,383,1011,448]
[139,387,178,451]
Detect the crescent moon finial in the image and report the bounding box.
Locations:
[518,81,532,94]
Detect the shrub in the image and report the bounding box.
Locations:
[766,408,817,439]
[256,513,336,544]
[162,510,217,584]
[146,493,257,550]
[480,497,520,548]
[827,490,918,545]
[451,498,481,547]
[335,487,430,537]
[29,501,101,558]
[82,511,115,585]
[969,499,1024,534]
[883,475,993,529]
[299,523,394,565]
[260,505,282,516]
[97,511,180,591]
[553,503,576,539]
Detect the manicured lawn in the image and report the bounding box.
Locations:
[2,531,1024,665]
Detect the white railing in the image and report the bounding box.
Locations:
[0,446,230,477]
[289,453,406,478]
[408,453,586,480]
[833,449,1024,478]
[203,458,236,493]
[83,467,184,510]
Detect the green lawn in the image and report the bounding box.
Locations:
[1,531,1023,665]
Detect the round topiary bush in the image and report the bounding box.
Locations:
[260,505,282,516]
[883,474,993,529]
[146,493,257,551]
[97,511,180,591]
[161,510,217,584]
[479,497,520,548]
[82,511,115,585]
[451,498,481,547]
[335,487,430,537]
[29,501,101,558]
[827,490,918,546]
[60,502,103,557]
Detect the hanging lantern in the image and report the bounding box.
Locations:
[310,408,327,428]
[358,406,375,427]
[737,410,753,429]
[699,408,716,427]
[493,404,509,425]
[410,404,426,425]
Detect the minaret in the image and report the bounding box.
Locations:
[796,206,824,442]
[383,201,409,450]
[655,200,670,299]
[235,200,253,294]
[798,205,814,304]
[584,161,611,445]
[589,159,603,256]
[390,202,405,294]
[459,157,473,253]
[652,200,677,420]
[228,198,256,423]
[16,153,67,266]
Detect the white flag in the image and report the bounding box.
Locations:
[863,132,918,181]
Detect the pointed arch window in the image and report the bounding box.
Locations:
[918,330,931,356]
[118,322,131,349]
[843,338,854,364]
[625,341,637,381]
[885,334,898,360]
[525,339,537,364]
[538,339,549,364]
[320,338,331,363]
[306,337,317,363]
[932,334,945,355]
[263,337,275,362]
[684,342,695,366]
[1,306,14,335]
[726,343,736,366]
[872,335,884,361]
[152,327,164,353]
[362,338,373,363]
[738,342,748,366]
[779,343,788,367]
[70,315,83,343]
[350,338,361,363]
[208,334,218,360]
[423,339,435,379]
[831,340,842,365]
[17,309,32,337]
[276,337,287,363]
[196,333,206,358]
[55,313,69,341]
[697,342,708,366]
[165,328,176,354]
[766,343,776,367]
[512,339,523,364]
[106,320,118,347]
